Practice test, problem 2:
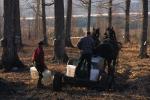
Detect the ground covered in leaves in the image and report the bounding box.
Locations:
[0,43,150,100]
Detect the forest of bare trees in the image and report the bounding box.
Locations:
[0,0,149,77]
[0,0,149,99]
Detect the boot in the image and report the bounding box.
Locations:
[37,76,45,88]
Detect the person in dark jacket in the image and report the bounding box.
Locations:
[32,41,47,88]
[75,32,94,79]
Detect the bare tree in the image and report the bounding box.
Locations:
[139,0,149,58]
[14,0,22,49]
[42,0,48,46]
[108,0,112,28]
[35,0,41,38]
[65,0,74,47]
[28,20,31,40]
[0,16,2,38]
[124,0,131,43]
[78,0,92,32]
[2,0,23,71]
[54,0,68,63]
[87,0,91,32]
[96,0,113,28]
[0,5,2,38]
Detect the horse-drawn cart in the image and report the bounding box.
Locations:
[52,57,114,91]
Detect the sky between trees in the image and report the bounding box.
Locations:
[0,0,149,17]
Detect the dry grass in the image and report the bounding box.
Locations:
[0,43,150,100]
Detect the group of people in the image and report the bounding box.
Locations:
[32,27,117,88]
[75,27,117,80]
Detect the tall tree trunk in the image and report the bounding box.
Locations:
[124,0,131,43]
[54,0,68,63]
[14,0,23,49]
[28,21,31,40]
[108,0,112,28]
[35,0,41,38]
[139,0,148,58]
[87,0,91,32]
[0,16,2,38]
[42,0,48,46]
[65,0,74,47]
[2,0,23,71]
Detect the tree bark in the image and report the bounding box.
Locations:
[35,0,41,38]
[54,0,68,63]
[124,0,131,43]
[108,0,112,28]
[87,0,91,32]
[28,21,31,40]
[14,0,23,49]
[42,0,48,46]
[0,16,2,38]
[65,0,74,47]
[2,0,23,71]
[139,0,148,58]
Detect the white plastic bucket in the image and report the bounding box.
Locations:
[30,67,39,79]
[91,56,104,69]
[90,69,99,81]
[66,65,77,77]
[42,69,53,85]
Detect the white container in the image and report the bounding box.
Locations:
[42,69,53,85]
[66,65,76,77]
[91,56,104,69]
[30,67,39,79]
[90,69,99,81]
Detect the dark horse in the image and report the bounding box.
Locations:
[92,27,121,89]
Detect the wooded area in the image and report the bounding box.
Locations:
[0,0,149,99]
